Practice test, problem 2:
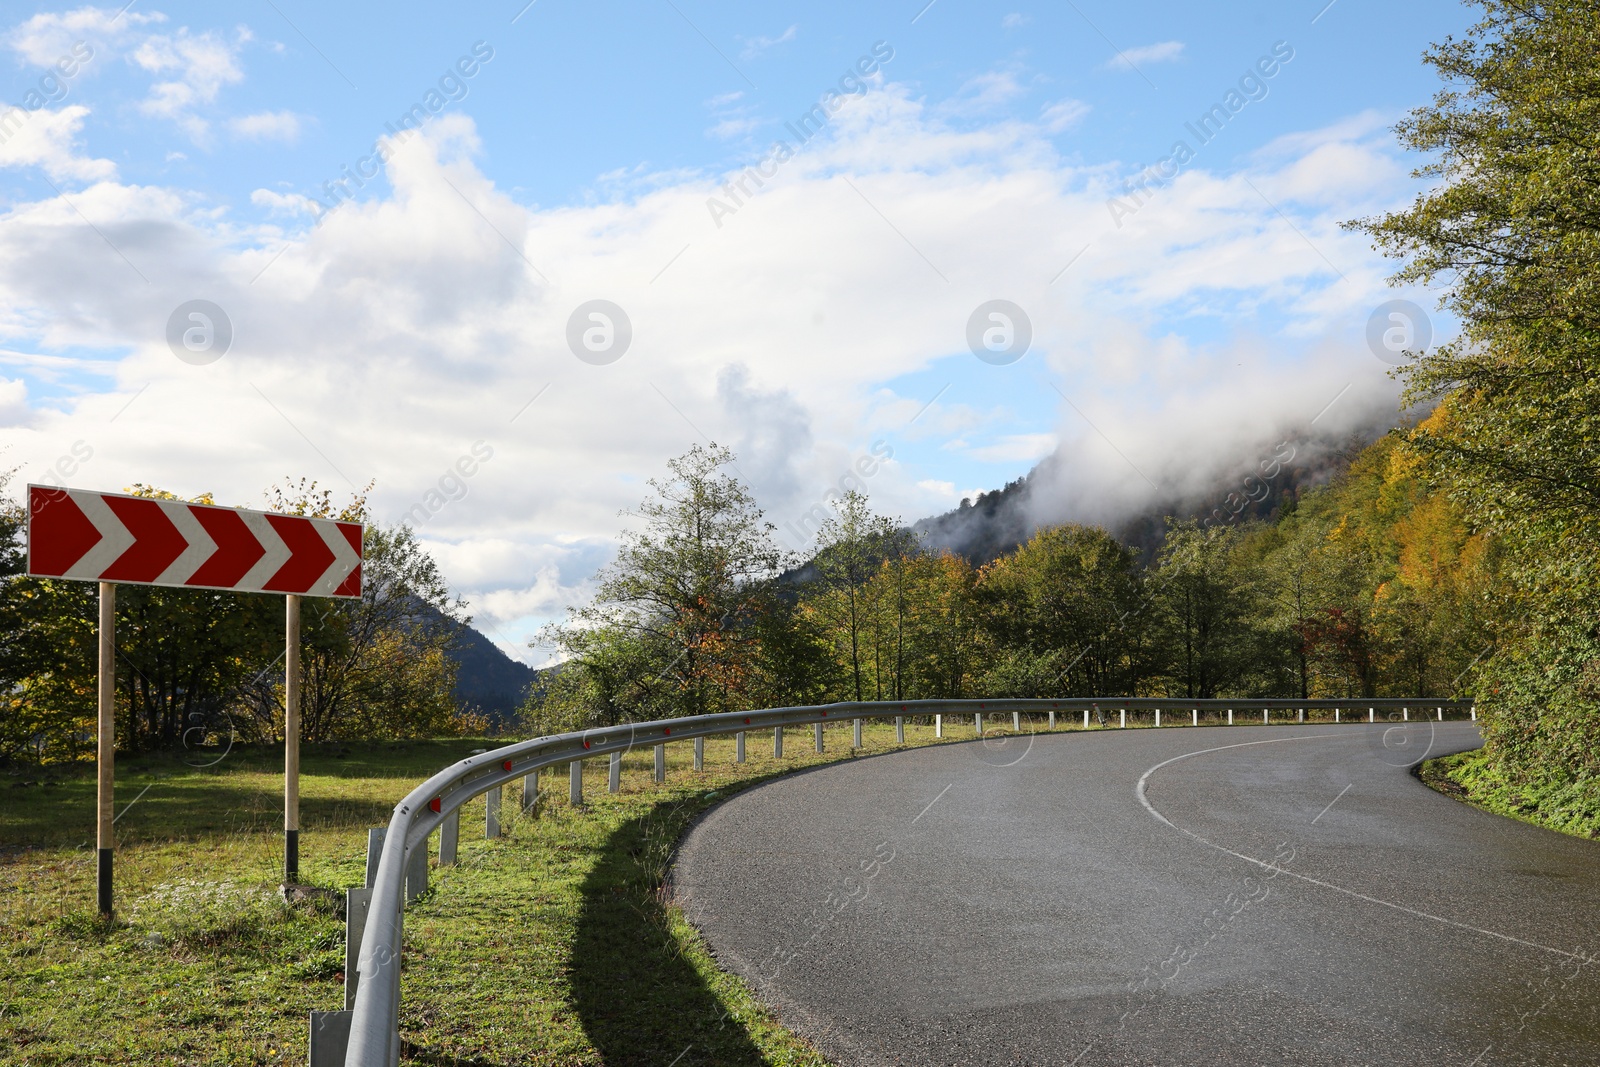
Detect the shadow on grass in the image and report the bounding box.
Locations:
[570,796,771,1067]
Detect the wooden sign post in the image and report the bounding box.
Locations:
[27,486,363,909]
[97,581,115,915]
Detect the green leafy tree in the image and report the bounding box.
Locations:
[1347,2,1600,779]
[1153,522,1269,699]
[976,525,1153,697]
[802,491,915,701]
[546,444,785,724]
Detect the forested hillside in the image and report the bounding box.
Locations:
[528,426,1495,733]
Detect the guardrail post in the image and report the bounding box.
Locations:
[1192,708,1198,726]
[1227,708,1234,725]
[1263,708,1269,724]
[1298,707,1305,723]
[344,886,371,1009]
[935,714,943,738]
[309,1009,352,1067]
[1369,706,1375,723]
[975,713,983,735]
[1120,708,1126,728]
[1437,706,1442,721]
[1403,706,1409,722]
[609,750,621,792]
[405,840,428,903]
[1048,710,1056,729]
[1155,708,1162,728]
[1471,705,1477,722]
[895,716,905,743]
[1012,711,1021,731]
[654,743,666,782]
[439,810,459,866]
[365,828,385,888]
[736,731,746,762]
[1083,709,1089,728]
[521,773,538,815]
[814,722,824,753]
[570,760,584,806]
[694,736,705,771]
[774,726,784,757]
[1335,708,1341,724]
[486,786,501,839]
[854,718,863,748]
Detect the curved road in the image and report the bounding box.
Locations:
[672,724,1600,1065]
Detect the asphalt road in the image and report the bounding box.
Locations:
[671,723,1600,1065]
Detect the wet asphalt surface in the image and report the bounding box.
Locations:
[671,723,1600,1065]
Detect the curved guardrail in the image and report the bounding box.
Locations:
[337,695,1475,1065]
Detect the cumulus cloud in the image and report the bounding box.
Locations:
[132,26,247,137]
[250,188,321,216]
[228,110,301,143]
[0,377,30,427]
[0,105,117,181]
[5,5,164,66]
[0,90,1428,640]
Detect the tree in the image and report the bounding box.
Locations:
[1347,2,1600,776]
[886,552,981,700]
[1154,522,1267,699]
[241,481,472,742]
[0,475,476,760]
[976,525,1153,697]
[803,491,915,701]
[550,444,785,723]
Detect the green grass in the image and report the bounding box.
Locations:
[1419,748,1600,840]
[0,721,999,1065]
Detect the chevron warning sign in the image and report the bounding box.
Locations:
[26,485,363,598]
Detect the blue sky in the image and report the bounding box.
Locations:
[0,0,1473,660]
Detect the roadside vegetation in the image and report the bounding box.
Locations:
[0,725,967,1065]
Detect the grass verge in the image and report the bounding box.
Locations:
[1,721,984,1065]
[1418,748,1600,840]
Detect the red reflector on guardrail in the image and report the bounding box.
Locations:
[663,727,671,735]
[429,797,441,813]
[502,760,513,772]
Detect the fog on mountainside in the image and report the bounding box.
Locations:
[914,408,1404,565]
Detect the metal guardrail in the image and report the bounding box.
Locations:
[328,695,1476,1065]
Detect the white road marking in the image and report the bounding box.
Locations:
[1135,733,1595,964]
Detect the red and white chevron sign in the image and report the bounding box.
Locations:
[26,486,363,598]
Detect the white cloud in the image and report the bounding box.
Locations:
[0,105,117,181]
[1040,99,1090,133]
[707,116,761,140]
[5,5,165,66]
[229,110,301,143]
[250,188,321,217]
[0,99,1420,640]
[1001,13,1030,29]
[967,433,1058,464]
[132,27,247,136]
[1106,40,1185,71]
[945,70,1027,114]
[0,377,30,427]
[737,24,797,61]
